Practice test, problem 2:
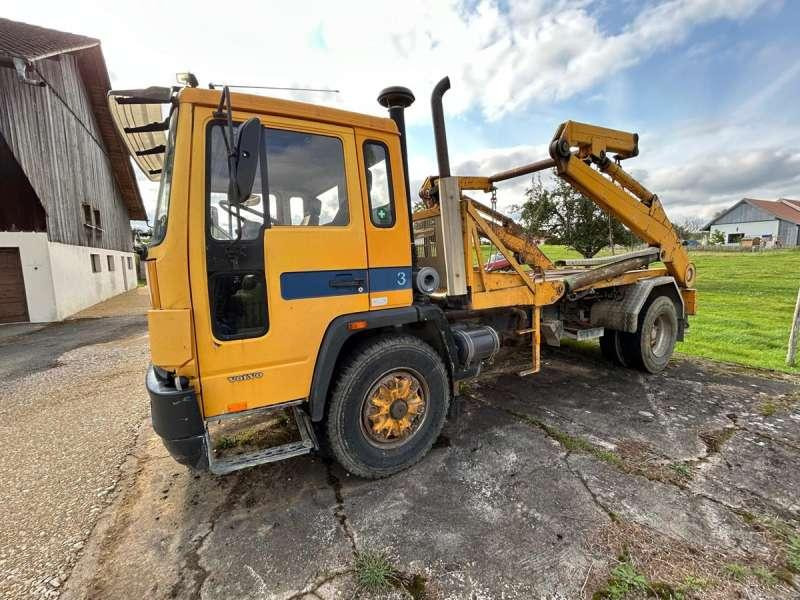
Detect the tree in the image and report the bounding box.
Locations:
[673,217,704,241]
[709,229,725,245]
[515,173,634,258]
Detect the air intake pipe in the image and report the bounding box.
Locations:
[430,76,451,178]
[378,86,416,265]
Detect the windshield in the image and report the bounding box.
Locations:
[151,108,178,246]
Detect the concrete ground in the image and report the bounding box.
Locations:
[0,287,150,599]
[55,341,799,599]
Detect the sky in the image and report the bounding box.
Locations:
[6,0,800,224]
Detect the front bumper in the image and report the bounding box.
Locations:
[145,366,208,470]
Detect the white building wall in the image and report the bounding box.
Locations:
[0,232,137,323]
[48,243,137,320]
[0,232,58,322]
[710,220,780,242]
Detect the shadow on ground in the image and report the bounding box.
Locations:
[64,347,800,599]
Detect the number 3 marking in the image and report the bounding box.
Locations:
[396,271,407,286]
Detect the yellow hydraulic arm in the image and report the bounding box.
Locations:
[548,121,696,289]
[415,118,697,316]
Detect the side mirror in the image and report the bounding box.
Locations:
[229,117,262,204]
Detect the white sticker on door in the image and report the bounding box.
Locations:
[371,296,389,307]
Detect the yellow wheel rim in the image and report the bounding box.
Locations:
[361,370,427,447]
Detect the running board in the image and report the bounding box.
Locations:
[206,405,317,475]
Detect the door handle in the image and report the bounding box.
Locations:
[329,278,365,289]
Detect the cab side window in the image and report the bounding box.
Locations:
[363,141,395,228]
[267,129,349,227]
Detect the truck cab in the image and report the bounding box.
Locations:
[139,87,428,471]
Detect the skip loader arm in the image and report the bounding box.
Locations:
[548,121,696,290]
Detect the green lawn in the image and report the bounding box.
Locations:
[677,249,800,374]
[480,243,800,374]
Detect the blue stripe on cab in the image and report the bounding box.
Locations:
[280,269,367,300]
[369,266,412,292]
[280,266,413,300]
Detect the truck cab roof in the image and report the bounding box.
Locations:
[178,87,399,136]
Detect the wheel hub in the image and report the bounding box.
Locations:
[390,400,409,419]
[363,371,426,445]
[650,314,673,357]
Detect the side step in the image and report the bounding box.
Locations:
[206,404,317,475]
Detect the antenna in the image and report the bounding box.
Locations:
[208,83,339,93]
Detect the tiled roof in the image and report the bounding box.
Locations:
[781,198,800,210]
[0,18,98,61]
[745,198,800,226]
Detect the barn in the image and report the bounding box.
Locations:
[704,198,800,247]
[0,18,146,323]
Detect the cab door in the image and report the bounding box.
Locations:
[189,107,368,418]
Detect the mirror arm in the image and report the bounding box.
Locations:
[213,86,241,205]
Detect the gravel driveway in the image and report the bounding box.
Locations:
[0,288,150,600]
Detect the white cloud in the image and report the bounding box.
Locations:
[6,0,770,122]
[444,119,800,223]
[4,0,779,221]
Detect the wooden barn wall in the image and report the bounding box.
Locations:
[0,54,132,251]
[713,202,773,225]
[778,219,799,247]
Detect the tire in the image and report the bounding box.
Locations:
[620,295,678,373]
[326,335,450,479]
[599,329,628,367]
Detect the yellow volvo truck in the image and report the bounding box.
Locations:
[109,76,696,478]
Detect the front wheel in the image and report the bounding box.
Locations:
[621,295,679,373]
[326,335,450,479]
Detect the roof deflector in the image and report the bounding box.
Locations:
[107,86,175,182]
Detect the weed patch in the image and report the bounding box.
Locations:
[668,463,692,479]
[752,566,778,587]
[353,550,396,593]
[352,550,429,599]
[506,409,623,467]
[588,521,795,599]
[759,401,778,417]
[699,427,735,454]
[593,558,648,600]
[723,563,748,581]
[787,535,800,573]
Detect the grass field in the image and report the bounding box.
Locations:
[481,244,800,373]
[676,249,800,374]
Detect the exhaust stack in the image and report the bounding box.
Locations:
[430,76,451,178]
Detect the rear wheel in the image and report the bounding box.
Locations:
[621,295,678,373]
[599,329,628,367]
[326,335,449,479]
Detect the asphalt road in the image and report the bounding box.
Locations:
[59,344,800,599]
[2,286,799,599]
[0,289,150,600]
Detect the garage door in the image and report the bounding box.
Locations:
[0,248,29,323]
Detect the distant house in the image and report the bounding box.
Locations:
[704,198,800,247]
[0,18,146,323]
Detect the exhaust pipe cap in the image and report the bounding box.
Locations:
[377,86,415,109]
